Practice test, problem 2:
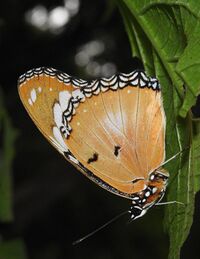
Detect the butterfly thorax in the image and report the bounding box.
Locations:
[129,168,169,220]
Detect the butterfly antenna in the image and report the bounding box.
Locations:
[160,146,190,168]
[161,141,200,169]
[155,200,185,206]
[72,210,129,245]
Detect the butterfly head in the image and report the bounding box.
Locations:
[129,168,169,220]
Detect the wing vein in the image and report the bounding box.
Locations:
[100,91,140,171]
[149,121,164,170]
[145,93,157,172]
[134,87,143,174]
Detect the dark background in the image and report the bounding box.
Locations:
[0,0,199,258]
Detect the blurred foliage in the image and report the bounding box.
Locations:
[0,88,27,258]
[117,0,200,258]
[0,239,27,259]
[0,87,17,222]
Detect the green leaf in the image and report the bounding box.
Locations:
[0,87,18,222]
[117,1,154,75]
[179,88,196,118]
[152,49,194,259]
[176,17,200,97]
[0,239,27,259]
[120,0,200,115]
[164,114,195,259]
[118,2,141,60]
[117,1,200,258]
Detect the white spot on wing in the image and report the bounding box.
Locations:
[140,80,146,87]
[52,126,68,151]
[59,91,71,111]
[68,154,79,165]
[119,75,128,82]
[28,98,33,105]
[49,136,63,154]
[152,82,157,89]
[119,81,126,88]
[110,83,118,90]
[30,89,37,103]
[72,89,84,100]
[53,103,63,127]
[132,79,139,86]
[108,76,117,85]
[38,87,42,92]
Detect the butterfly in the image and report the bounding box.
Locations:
[18,67,169,220]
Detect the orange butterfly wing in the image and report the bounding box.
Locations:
[18,68,165,199]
